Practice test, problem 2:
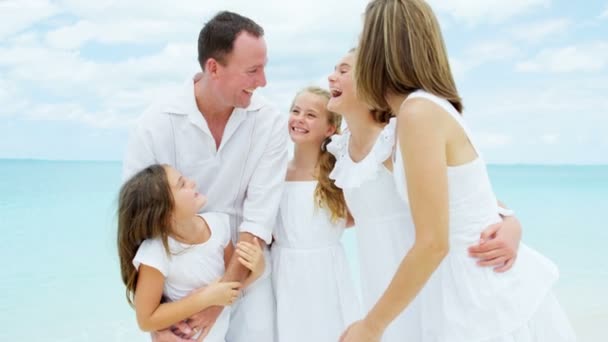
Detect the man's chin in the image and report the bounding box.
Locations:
[236,99,252,109]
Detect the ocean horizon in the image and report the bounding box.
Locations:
[4,157,608,166]
[1,159,606,341]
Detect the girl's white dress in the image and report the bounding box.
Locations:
[271,181,361,342]
[390,90,576,341]
[328,120,422,341]
[133,213,232,342]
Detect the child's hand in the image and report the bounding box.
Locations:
[236,237,265,280]
[197,279,241,307]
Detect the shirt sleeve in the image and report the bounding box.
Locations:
[122,119,158,182]
[199,212,231,247]
[133,239,170,277]
[238,111,288,244]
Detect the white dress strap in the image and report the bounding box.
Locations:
[402,90,482,158]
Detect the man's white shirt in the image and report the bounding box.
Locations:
[123,75,288,244]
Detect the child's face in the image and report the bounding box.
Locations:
[163,166,207,220]
[288,91,336,146]
[327,52,361,115]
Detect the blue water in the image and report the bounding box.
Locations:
[1,160,606,341]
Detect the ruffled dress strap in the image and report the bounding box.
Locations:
[326,118,397,189]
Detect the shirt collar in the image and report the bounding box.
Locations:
[162,73,266,117]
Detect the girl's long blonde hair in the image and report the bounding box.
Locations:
[291,86,348,222]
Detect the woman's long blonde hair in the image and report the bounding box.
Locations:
[291,86,348,222]
[355,0,463,113]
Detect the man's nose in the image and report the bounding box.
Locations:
[258,71,267,87]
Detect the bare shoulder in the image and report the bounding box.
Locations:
[397,97,450,130]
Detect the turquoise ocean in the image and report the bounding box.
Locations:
[1,159,606,341]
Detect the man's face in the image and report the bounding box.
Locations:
[215,32,268,109]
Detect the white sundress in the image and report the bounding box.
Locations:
[327,119,422,341]
[391,89,576,341]
[271,181,361,342]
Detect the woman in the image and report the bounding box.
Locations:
[340,1,576,341]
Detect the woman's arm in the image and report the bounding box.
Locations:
[347,100,451,339]
[134,265,240,332]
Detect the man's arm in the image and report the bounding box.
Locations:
[468,200,522,272]
[237,110,289,245]
[223,111,288,282]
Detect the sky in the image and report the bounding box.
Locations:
[1,0,607,164]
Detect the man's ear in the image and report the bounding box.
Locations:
[205,58,219,78]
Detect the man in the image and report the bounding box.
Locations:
[123,11,286,342]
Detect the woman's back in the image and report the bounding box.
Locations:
[392,90,574,341]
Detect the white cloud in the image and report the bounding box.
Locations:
[0,0,58,39]
[8,31,42,46]
[451,41,520,77]
[45,0,366,48]
[0,0,367,129]
[601,5,608,19]
[477,133,513,148]
[540,133,560,145]
[510,18,572,43]
[29,103,136,128]
[470,41,521,56]
[45,19,197,49]
[0,80,28,118]
[0,41,201,127]
[516,41,608,72]
[0,45,99,92]
[460,76,608,164]
[1,0,605,163]
[428,0,551,25]
[469,76,608,117]
[44,20,98,50]
[55,0,211,21]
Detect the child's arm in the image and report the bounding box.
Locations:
[223,243,259,288]
[134,264,241,332]
[235,237,265,288]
